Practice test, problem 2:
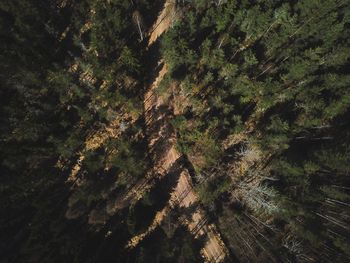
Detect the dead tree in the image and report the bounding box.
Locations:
[132,11,144,41]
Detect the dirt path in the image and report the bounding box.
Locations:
[142,65,227,262]
[125,1,228,261]
[147,0,176,47]
[127,60,227,261]
[102,1,228,261]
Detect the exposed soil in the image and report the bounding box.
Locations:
[147,0,176,47]
[125,1,229,261]
[82,1,229,261]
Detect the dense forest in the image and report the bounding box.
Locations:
[1,0,349,262]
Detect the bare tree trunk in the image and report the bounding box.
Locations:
[218,38,224,49]
[132,11,144,41]
[136,16,143,41]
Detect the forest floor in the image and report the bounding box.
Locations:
[80,1,229,261]
[147,0,176,47]
[139,60,227,262]
[127,1,229,262]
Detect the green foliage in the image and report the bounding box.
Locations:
[0,0,149,261]
[161,0,350,261]
[1,0,350,262]
[196,177,231,204]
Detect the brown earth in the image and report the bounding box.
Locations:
[147,0,177,47]
[125,1,229,261]
[72,1,230,261]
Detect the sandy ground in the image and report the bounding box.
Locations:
[127,60,227,261]
[147,0,176,47]
[127,1,228,257]
[103,2,229,261]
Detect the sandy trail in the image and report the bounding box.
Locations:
[127,62,227,261]
[108,1,229,261]
[147,0,176,47]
